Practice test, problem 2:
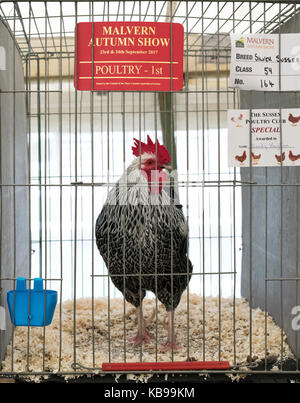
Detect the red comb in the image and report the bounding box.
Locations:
[132,135,171,164]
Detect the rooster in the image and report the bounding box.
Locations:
[289,150,300,162]
[251,152,261,165]
[288,113,300,126]
[235,150,247,164]
[275,151,285,164]
[95,136,193,351]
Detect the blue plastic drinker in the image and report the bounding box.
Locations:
[7,278,57,326]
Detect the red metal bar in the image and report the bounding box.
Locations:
[102,361,230,371]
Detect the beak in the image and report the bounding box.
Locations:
[162,164,172,171]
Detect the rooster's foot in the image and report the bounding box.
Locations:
[159,340,181,353]
[128,328,152,347]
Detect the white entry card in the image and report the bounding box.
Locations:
[228,109,300,167]
[229,34,300,91]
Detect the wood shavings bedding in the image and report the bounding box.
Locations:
[1,294,294,376]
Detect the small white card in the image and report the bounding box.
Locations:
[229,33,300,91]
[0,46,6,71]
[0,306,6,330]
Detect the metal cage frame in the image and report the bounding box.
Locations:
[0,0,300,381]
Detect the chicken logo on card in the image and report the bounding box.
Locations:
[251,152,261,165]
[235,151,247,166]
[275,152,285,165]
[289,150,300,163]
[231,113,243,128]
[288,113,300,126]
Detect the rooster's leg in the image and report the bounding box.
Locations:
[128,303,152,347]
[160,311,181,352]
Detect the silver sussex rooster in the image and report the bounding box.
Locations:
[95,135,193,351]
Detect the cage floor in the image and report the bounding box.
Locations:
[1,294,294,374]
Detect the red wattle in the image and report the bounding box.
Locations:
[141,169,168,194]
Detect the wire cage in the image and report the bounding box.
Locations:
[0,0,300,382]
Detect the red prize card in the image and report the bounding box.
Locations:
[75,22,183,91]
